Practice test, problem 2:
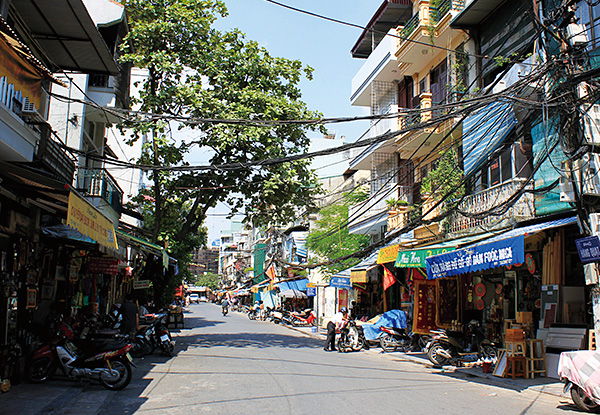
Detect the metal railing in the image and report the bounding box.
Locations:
[399,13,419,39]
[446,178,535,235]
[431,0,451,24]
[79,168,123,214]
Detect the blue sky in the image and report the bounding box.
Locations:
[204,0,379,243]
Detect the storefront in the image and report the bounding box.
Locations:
[424,216,587,345]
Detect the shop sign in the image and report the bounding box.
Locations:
[306,286,316,296]
[133,280,151,290]
[426,235,525,279]
[67,191,118,251]
[377,244,400,264]
[575,236,600,264]
[306,282,316,287]
[329,276,352,290]
[87,257,119,275]
[350,270,368,283]
[395,247,456,268]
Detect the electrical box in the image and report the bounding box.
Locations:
[559,160,576,202]
[567,23,589,46]
[583,104,600,145]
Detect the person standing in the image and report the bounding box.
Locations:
[120,294,139,338]
[324,307,348,351]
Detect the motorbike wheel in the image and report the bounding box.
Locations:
[427,343,451,366]
[571,385,600,412]
[418,335,431,352]
[379,334,398,352]
[130,338,151,358]
[99,358,132,391]
[26,357,56,383]
[290,318,298,327]
[248,313,256,320]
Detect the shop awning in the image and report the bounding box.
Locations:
[426,216,577,279]
[462,100,517,175]
[350,250,379,283]
[277,278,308,292]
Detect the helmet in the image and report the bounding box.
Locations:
[468,319,480,328]
[341,307,348,314]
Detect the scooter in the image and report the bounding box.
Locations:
[424,320,497,366]
[559,350,600,412]
[131,313,174,358]
[337,320,367,352]
[289,309,317,327]
[247,308,259,320]
[222,304,229,316]
[379,326,412,352]
[27,321,135,390]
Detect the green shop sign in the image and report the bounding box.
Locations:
[395,247,456,268]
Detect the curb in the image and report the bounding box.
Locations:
[282,323,564,399]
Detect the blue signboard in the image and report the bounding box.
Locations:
[575,236,600,264]
[306,287,316,297]
[426,235,525,279]
[329,276,352,290]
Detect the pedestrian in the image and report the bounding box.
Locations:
[324,307,348,352]
[259,300,265,321]
[119,294,139,338]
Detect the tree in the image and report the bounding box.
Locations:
[119,0,324,296]
[190,272,220,290]
[307,189,371,276]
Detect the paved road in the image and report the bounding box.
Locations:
[1,302,582,414]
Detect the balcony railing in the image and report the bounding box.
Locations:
[446,178,535,236]
[431,0,451,24]
[36,133,76,183]
[79,168,123,214]
[399,13,419,39]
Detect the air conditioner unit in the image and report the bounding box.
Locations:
[567,23,588,46]
[582,103,600,145]
[20,97,36,115]
[580,153,600,197]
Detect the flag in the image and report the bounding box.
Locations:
[383,265,396,291]
[266,265,277,280]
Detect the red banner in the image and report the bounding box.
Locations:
[413,279,437,334]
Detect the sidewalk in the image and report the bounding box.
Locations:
[287,324,565,399]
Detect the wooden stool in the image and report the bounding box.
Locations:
[505,341,527,357]
[505,356,526,379]
[526,339,547,378]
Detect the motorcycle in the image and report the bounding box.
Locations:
[130,313,174,358]
[222,304,229,316]
[27,320,135,390]
[424,320,497,366]
[289,309,317,327]
[379,326,412,352]
[247,308,259,320]
[337,320,367,352]
[559,350,600,412]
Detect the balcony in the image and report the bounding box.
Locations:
[351,29,400,107]
[78,168,123,218]
[445,178,535,237]
[348,183,409,236]
[35,133,77,183]
[395,0,465,75]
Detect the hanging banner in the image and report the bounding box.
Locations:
[395,247,456,268]
[350,270,368,283]
[426,235,524,279]
[377,244,400,264]
[86,257,118,275]
[67,191,118,251]
[413,279,437,334]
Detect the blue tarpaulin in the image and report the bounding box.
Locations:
[277,278,308,292]
[361,309,408,341]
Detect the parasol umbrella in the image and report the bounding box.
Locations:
[278,289,307,299]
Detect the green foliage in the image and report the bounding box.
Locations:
[386,198,409,210]
[119,0,324,263]
[189,272,220,290]
[420,146,464,205]
[306,191,370,276]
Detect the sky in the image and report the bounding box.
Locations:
[202,0,380,243]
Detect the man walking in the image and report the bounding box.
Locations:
[324,307,348,351]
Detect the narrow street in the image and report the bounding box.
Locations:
[1,303,580,415]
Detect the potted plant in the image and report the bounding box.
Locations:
[386,198,410,214]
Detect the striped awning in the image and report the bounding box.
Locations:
[462,100,517,175]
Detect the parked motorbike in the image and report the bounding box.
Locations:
[247,308,259,320]
[27,321,135,390]
[289,309,316,327]
[559,350,600,412]
[379,326,412,352]
[424,320,497,366]
[337,320,367,352]
[130,313,174,358]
